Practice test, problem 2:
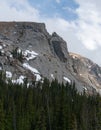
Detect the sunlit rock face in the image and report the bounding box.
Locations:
[0,22,100,94]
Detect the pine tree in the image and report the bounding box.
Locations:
[0,100,5,130]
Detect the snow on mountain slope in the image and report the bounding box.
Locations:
[0,22,100,94]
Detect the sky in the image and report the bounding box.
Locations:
[0,0,101,65]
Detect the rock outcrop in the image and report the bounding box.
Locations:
[0,22,100,94]
[49,32,69,62]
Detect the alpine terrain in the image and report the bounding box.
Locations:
[0,22,101,94]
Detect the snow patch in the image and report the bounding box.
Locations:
[12,75,25,85]
[0,45,3,49]
[6,71,12,78]
[23,63,41,81]
[0,67,2,70]
[88,65,91,69]
[51,74,55,79]
[98,74,101,77]
[23,50,38,61]
[27,83,30,88]
[72,55,76,59]
[1,50,4,54]
[83,87,87,91]
[63,77,71,83]
[17,48,22,53]
[3,44,6,47]
[9,54,13,58]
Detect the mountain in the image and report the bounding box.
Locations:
[0,22,101,94]
[70,53,101,94]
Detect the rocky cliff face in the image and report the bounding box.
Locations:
[0,22,100,94]
[69,53,101,94]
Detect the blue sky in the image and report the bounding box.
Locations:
[29,0,79,20]
[0,0,101,65]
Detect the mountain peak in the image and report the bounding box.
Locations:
[0,21,100,94]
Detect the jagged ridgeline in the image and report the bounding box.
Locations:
[0,22,101,94]
[0,73,101,130]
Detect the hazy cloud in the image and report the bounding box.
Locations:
[0,0,101,64]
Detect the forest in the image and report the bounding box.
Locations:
[0,72,101,130]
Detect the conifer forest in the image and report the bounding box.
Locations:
[0,72,101,130]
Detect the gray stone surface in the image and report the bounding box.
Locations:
[0,22,100,94]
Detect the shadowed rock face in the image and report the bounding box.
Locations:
[49,32,69,62]
[0,22,100,94]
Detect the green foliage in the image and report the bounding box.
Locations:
[0,75,100,129]
[11,47,23,62]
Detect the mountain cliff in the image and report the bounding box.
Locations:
[0,22,100,94]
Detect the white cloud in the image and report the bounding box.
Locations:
[0,0,101,64]
[0,0,40,21]
[44,0,101,51]
[74,0,101,50]
[45,17,70,32]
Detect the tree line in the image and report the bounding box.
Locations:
[0,72,101,130]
